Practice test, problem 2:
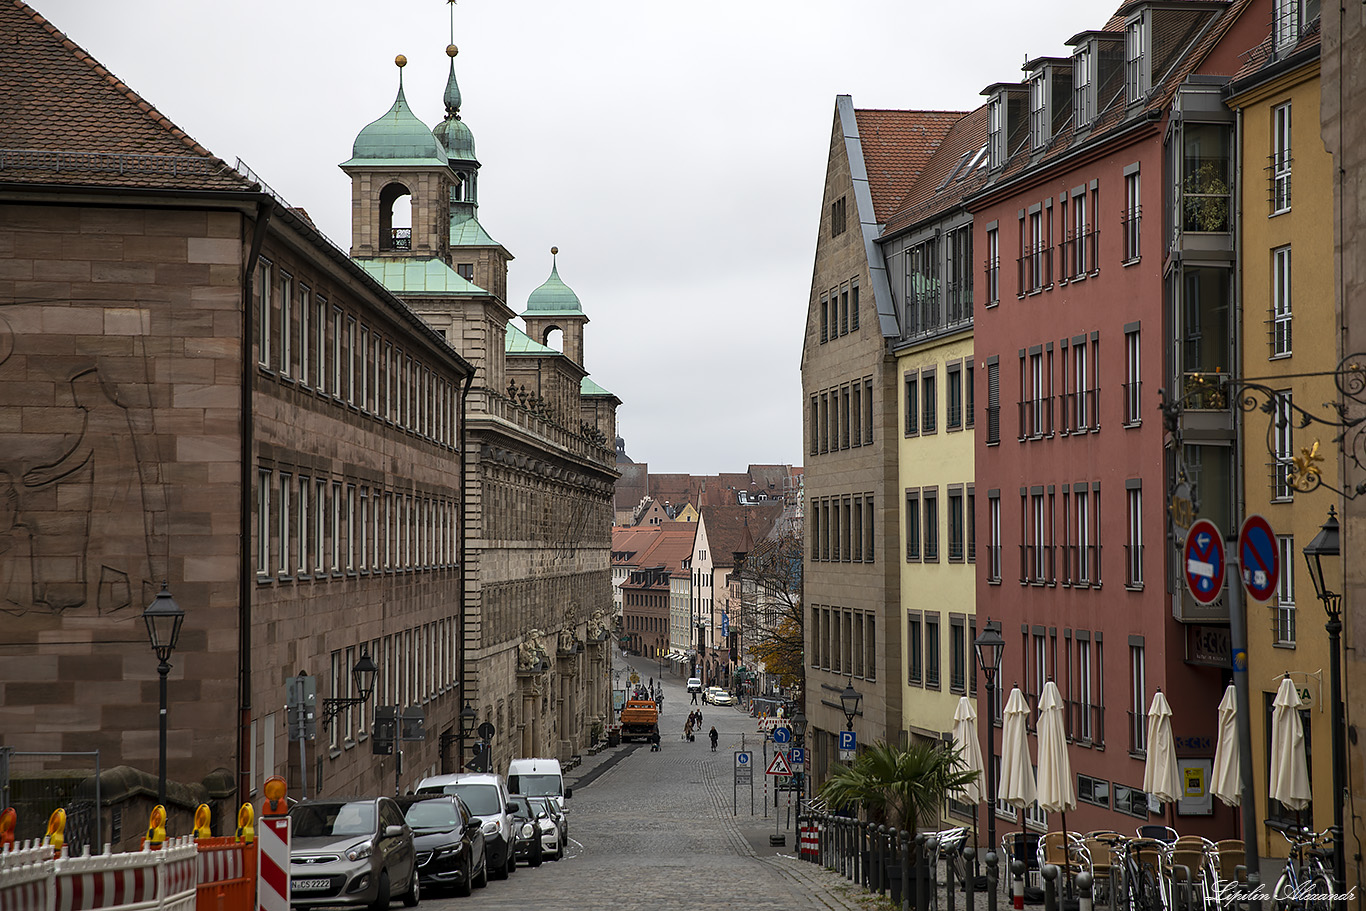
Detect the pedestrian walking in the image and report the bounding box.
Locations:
[691,689,698,704]
[709,726,718,751]
[683,719,693,741]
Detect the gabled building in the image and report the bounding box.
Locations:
[801,98,961,787]
[968,0,1269,836]
[619,523,696,663]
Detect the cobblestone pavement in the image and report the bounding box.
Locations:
[419,653,881,911]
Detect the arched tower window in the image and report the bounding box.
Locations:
[454,172,467,203]
[542,327,564,353]
[379,182,413,251]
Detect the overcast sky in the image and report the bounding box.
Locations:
[37,0,1104,475]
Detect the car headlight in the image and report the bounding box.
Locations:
[345,842,373,862]
[481,820,499,837]
[520,822,535,838]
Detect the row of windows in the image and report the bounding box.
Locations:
[818,278,861,343]
[809,377,874,455]
[983,480,1147,590]
[983,327,1143,445]
[984,626,1107,751]
[326,621,459,752]
[981,172,1141,305]
[907,611,976,694]
[905,484,975,564]
[255,467,459,580]
[904,360,974,437]
[808,493,875,563]
[896,224,974,340]
[809,605,876,680]
[256,259,459,451]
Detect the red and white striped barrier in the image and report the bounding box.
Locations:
[255,818,289,911]
[1,837,197,911]
[800,825,820,858]
[194,847,241,886]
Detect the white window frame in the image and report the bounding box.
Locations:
[1272,102,1292,213]
[257,261,272,369]
[1272,246,1292,357]
[278,472,291,577]
[1125,329,1142,426]
[1073,46,1092,128]
[1126,486,1143,587]
[1124,171,1142,261]
[1131,644,1147,753]
[299,286,312,387]
[1275,535,1296,645]
[298,475,310,576]
[1076,490,1091,584]
[1078,639,1094,740]
[1274,390,1295,500]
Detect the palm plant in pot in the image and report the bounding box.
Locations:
[819,739,980,907]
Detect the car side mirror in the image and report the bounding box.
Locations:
[564,787,572,799]
[384,825,405,838]
[505,802,518,814]
[467,816,483,828]
[465,819,482,833]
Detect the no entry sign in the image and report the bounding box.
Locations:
[1238,514,1280,602]
[1184,519,1225,605]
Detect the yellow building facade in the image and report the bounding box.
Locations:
[895,330,977,763]
[1227,45,1340,864]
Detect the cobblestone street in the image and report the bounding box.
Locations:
[421,653,873,911]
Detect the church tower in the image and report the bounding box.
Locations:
[340,56,452,260]
[521,247,589,367]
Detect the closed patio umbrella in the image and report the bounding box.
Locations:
[1143,689,1181,811]
[1000,687,1037,838]
[1036,681,1076,890]
[1269,675,1311,811]
[952,695,985,804]
[1211,684,1241,807]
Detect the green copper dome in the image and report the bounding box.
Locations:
[434,117,476,161]
[346,71,448,167]
[523,255,583,316]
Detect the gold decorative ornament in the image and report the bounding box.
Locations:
[395,54,407,68]
[1287,440,1325,491]
[551,246,559,255]
[447,45,458,58]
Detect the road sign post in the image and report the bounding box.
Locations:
[734,751,754,816]
[1184,518,1226,605]
[838,729,856,761]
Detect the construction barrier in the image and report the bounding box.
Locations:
[255,778,289,911]
[800,824,821,858]
[194,838,254,911]
[0,836,197,911]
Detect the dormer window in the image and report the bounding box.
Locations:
[1029,73,1048,150]
[988,97,1003,168]
[1125,13,1149,103]
[1073,45,1093,128]
[1274,0,1321,54]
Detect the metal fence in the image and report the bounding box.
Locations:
[0,748,102,851]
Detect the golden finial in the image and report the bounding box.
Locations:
[551,246,559,256]
[447,44,459,58]
[1287,440,1325,491]
[395,54,407,68]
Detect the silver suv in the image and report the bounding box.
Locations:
[288,796,419,909]
[415,772,517,879]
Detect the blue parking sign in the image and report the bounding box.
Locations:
[838,730,856,752]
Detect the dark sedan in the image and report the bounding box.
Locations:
[397,795,487,897]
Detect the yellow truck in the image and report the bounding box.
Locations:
[618,700,659,742]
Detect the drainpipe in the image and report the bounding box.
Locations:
[239,199,273,804]
[457,371,473,769]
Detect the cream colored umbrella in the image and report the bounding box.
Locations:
[1210,684,1241,807]
[1036,681,1076,889]
[1143,689,1181,808]
[952,695,985,803]
[1269,675,1311,811]
[999,686,1037,828]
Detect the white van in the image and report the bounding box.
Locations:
[506,758,571,837]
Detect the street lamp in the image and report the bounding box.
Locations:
[1303,507,1345,889]
[459,700,478,739]
[143,585,185,807]
[974,621,1006,860]
[322,650,378,729]
[839,680,861,731]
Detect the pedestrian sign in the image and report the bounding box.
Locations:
[735,751,752,768]
[772,725,791,745]
[1238,514,1279,602]
[766,752,792,776]
[1184,518,1226,605]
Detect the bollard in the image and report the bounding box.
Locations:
[901,829,912,911]
[1075,870,1093,911]
[842,818,851,880]
[916,833,929,911]
[964,845,977,911]
[875,825,886,895]
[947,838,958,911]
[1042,863,1059,911]
[927,835,940,909]
[986,850,999,911]
[1012,858,1027,911]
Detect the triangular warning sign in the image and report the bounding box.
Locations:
[766,752,792,776]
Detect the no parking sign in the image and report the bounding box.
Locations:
[1238,514,1280,602]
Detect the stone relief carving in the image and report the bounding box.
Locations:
[0,317,161,616]
[517,628,548,671]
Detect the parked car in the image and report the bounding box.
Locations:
[686,677,703,693]
[526,796,566,860]
[287,796,419,910]
[396,795,487,897]
[415,772,517,879]
[505,795,547,867]
[704,686,734,706]
[506,757,571,838]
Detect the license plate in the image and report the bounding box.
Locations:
[293,879,330,891]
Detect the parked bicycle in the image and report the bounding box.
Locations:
[1093,832,1169,911]
[1271,826,1337,911]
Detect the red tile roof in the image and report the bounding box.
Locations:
[700,504,785,567]
[632,523,698,575]
[0,0,249,191]
[854,109,965,223]
[883,106,990,235]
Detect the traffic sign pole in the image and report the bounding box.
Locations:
[1225,545,1263,895]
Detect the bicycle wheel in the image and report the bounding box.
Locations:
[1307,873,1337,911]
[1271,870,1297,911]
[1136,867,1163,911]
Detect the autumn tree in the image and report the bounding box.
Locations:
[733,529,804,691]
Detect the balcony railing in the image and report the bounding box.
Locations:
[1122,207,1142,262]
[986,544,1002,582]
[1017,396,1054,440]
[1063,544,1100,587]
[1067,700,1105,746]
[1019,544,1054,585]
[1059,228,1099,280]
[1060,388,1100,433]
[1017,245,1053,295]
